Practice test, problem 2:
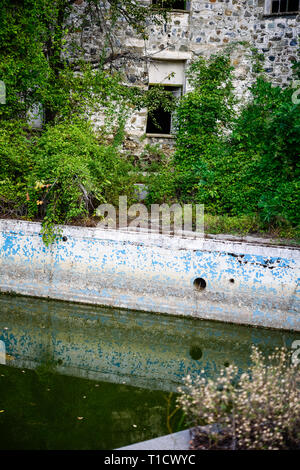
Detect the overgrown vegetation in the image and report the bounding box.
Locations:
[0,1,299,242]
[0,0,169,124]
[146,53,300,239]
[177,346,300,450]
[0,0,174,243]
[0,119,138,243]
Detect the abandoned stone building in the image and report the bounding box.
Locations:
[69,1,300,153]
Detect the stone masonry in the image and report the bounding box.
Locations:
[68,1,300,154]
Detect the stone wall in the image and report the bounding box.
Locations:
[68,1,300,155]
[254,9,300,86]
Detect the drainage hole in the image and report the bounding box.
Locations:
[189,346,203,361]
[224,361,230,368]
[229,278,235,284]
[193,278,206,291]
[62,236,68,242]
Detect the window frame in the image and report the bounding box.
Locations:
[264,0,300,15]
[146,84,183,136]
[151,1,190,12]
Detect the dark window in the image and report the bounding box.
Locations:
[146,86,182,135]
[152,1,188,10]
[271,0,299,13]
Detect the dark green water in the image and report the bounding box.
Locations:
[0,294,300,450]
[0,363,182,450]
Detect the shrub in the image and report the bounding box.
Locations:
[145,162,177,205]
[204,213,261,236]
[177,346,300,450]
[228,78,300,226]
[25,119,135,242]
[137,143,168,172]
[0,120,32,217]
[173,54,235,201]
[172,55,300,230]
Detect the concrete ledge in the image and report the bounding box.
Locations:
[117,429,192,451]
[0,219,299,331]
[146,133,175,139]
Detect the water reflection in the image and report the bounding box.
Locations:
[0,363,182,450]
[1,294,300,450]
[0,294,299,392]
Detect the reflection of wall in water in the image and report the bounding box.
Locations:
[0,295,299,392]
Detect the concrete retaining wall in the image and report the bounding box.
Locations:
[0,219,299,331]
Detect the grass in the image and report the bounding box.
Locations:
[204,213,300,245]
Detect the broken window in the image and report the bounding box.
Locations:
[152,1,189,10]
[146,85,182,135]
[146,60,185,135]
[270,0,299,13]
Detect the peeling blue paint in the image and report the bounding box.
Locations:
[0,220,299,331]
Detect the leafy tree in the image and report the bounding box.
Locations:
[148,54,300,232]
[26,119,135,243]
[229,78,300,226]
[0,0,167,124]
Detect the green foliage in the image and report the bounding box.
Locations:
[0,120,135,244]
[0,1,299,242]
[0,0,186,243]
[135,143,168,172]
[28,120,135,243]
[228,79,300,226]
[204,213,261,236]
[197,78,300,230]
[145,162,177,205]
[0,121,32,180]
[0,0,167,124]
[151,0,187,10]
[204,213,299,241]
[173,54,235,200]
[164,55,300,232]
[0,120,32,217]
[258,181,300,227]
